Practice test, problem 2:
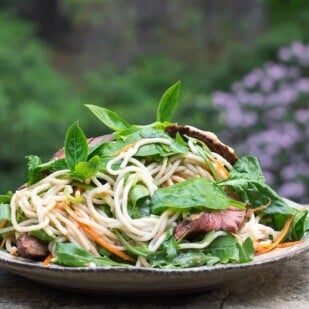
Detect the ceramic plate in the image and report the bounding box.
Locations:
[1,235,308,294]
[0,201,308,294]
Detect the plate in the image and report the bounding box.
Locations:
[0,236,308,294]
[0,201,308,294]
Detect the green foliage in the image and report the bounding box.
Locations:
[0,14,82,192]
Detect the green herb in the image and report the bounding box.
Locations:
[73,155,101,179]
[30,229,55,242]
[64,122,88,171]
[0,192,13,204]
[85,104,130,131]
[156,81,181,122]
[237,237,254,263]
[0,203,11,222]
[151,177,231,214]
[129,184,151,218]
[55,242,129,267]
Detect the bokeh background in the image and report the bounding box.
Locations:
[0,0,308,203]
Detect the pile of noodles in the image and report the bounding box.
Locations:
[0,137,279,267]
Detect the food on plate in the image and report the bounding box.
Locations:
[0,81,308,268]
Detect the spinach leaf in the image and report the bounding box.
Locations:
[73,155,101,179]
[151,177,230,214]
[65,122,88,171]
[237,237,254,263]
[85,104,130,131]
[156,81,181,122]
[204,234,239,264]
[55,242,129,267]
[219,156,295,215]
[129,184,151,218]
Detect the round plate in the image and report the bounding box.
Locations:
[0,235,308,294]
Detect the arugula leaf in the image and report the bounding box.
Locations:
[157,81,181,122]
[55,242,129,267]
[73,155,101,179]
[151,177,230,214]
[85,104,130,131]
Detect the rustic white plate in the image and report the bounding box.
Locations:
[0,201,308,294]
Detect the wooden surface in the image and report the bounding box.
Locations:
[0,252,308,309]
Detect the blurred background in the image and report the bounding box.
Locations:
[0,0,308,203]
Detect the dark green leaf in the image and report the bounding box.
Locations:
[157,81,181,122]
[152,177,230,214]
[64,122,88,171]
[237,237,254,263]
[85,104,130,131]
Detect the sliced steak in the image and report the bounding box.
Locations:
[166,124,238,164]
[174,207,246,240]
[16,233,50,260]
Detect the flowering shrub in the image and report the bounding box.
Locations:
[213,41,309,203]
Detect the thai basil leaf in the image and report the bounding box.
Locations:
[55,242,129,267]
[204,234,239,264]
[151,177,230,214]
[65,122,88,171]
[73,155,101,179]
[85,104,130,131]
[31,229,55,242]
[0,203,11,222]
[156,81,181,122]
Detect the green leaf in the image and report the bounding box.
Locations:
[55,242,129,267]
[73,155,101,179]
[156,81,181,122]
[151,177,230,214]
[64,122,88,171]
[0,204,11,222]
[204,235,239,264]
[237,237,254,263]
[0,192,13,204]
[31,229,55,242]
[85,104,130,131]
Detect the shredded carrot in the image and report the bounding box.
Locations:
[210,157,229,179]
[0,220,7,229]
[114,141,138,155]
[276,239,304,248]
[42,254,52,266]
[76,220,135,262]
[255,216,294,255]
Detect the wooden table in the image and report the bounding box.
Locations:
[0,252,308,308]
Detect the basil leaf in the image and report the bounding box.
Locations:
[0,192,13,204]
[151,177,230,214]
[85,104,130,131]
[157,81,181,122]
[73,155,101,179]
[31,229,55,242]
[65,122,88,171]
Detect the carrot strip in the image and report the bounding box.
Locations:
[76,220,135,262]
[255,216,294,255]
[210,157,229,179]
[42,254,52,266]
[276,240,304,248]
